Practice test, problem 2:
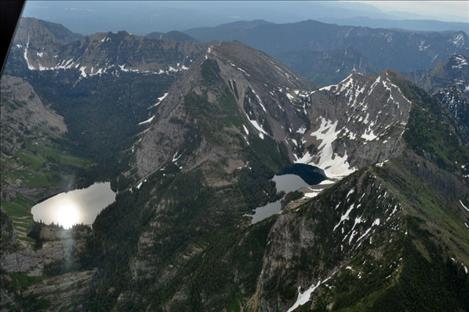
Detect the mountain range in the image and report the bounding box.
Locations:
[1,17,468,311]
[186,19,469,85]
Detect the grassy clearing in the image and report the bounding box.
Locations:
[1,195,34,243]
[8,272,43,289]
[24,141,92,169]
[2,139,92,246]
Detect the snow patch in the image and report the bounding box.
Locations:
[242,125,250,136]
[295,117,355,179]
[296,127,306,134]
[357,218,380,242]
[287,272,336,312]
[138,115,155,125]
[245,113,268,139]
[333,203,355,231]
[251,89,267,112]
[459,200,469,212]
[452,55,468,69]
[149,92,168,109]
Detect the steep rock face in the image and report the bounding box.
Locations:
[24,269,96,311]
[3,17,469,311]
[89,42,458,311]
[434,86,469,139]
[13,17,82,47]
[134,42,310,180]
[88,41,314,311]
[1,225,90,277]
[248,75,469,312]
[10,19,201,78]
[134,46,416,182]
[252,169,406,311]
[4,18,205,173]
[0,223,96,311]
[0,75,66,156]
[0,75,87,243]
[251,151,469,311]
[291,72,412,179]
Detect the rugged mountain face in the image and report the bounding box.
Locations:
[251,76,469,311]
[132,42,310,181]
[87,39,469,311]
[0,75,92,241]
[11,25,199,78]
[410,54,469,139]
[87,41,317,310]
[294,71,412,179]
[0,75,67,157]
[2,17,469,312]
[186,20,469,84]
[4,18,204,173]
[0,76,96,311]
[13,17,82,47]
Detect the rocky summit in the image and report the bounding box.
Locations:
[1,15,468,312]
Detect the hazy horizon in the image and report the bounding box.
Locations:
[22,1,469,35]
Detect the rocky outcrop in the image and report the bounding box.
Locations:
[24,269,96,311]
[1,225,90,277]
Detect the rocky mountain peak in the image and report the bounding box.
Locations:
[132,41,313,182]
[293,71,412,179]
[9,20,202,79]
[13,17,82,47]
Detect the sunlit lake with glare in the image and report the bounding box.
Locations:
[31,182,116,229]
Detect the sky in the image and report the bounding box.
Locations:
[364,1,469,23]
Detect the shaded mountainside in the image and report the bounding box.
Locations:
[87,41,316,310]
[0,75,92,244]
[0,76,96,311]
[254,152,469,312]
[186,19,469,85]
[86,42,469,311]
[132,42,311,181]
[1,18,468,312]
[251,74,469,311]
[4,18,204,173]
[10,18,200,77]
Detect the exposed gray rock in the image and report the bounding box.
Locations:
[24,269,96,311]
[297,71,412,178]
[0,75,66,155]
